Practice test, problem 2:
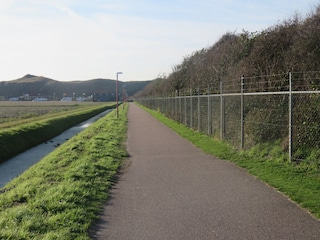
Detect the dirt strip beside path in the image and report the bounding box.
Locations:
[92,103,320,240]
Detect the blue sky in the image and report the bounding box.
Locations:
[0,0,319,81]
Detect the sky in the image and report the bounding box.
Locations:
[0,0,319,82]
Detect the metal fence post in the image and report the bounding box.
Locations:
[166,97,168,116]
[179,89,182,123]
[190,88,193,129]
[184,90,187,126]
[208,84,212,135]
[288,72,292,162]
[241,76,244,149]
[220,79,224,140]
[175,90,177,120]
[198,87,200,132]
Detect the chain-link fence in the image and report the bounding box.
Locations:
[137,72,320,167]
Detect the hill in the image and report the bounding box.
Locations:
[0,74,150,101]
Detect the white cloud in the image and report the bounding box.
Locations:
[0,0,319,81]
[0,2,226,81]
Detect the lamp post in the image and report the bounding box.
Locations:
[116,72,123,118]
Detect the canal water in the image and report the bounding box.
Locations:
[0,109,113,188]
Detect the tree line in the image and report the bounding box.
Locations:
[136,5,320,97]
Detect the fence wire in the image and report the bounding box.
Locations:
[138,72,320,168]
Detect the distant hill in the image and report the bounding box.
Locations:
[0,74,151,101]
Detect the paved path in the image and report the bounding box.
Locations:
[92,103,320,240]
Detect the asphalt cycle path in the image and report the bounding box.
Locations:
[92,103,320,240]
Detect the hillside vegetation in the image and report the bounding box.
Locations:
[136,6,320,96]
[0,74,150,100]
[135,6,320,169]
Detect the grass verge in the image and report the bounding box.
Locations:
[0,104,128,239]
[0,103,116,163]
[139,104,320,220]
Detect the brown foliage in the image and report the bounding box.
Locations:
[138,5,320,97]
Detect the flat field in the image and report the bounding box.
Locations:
[0,101,115,162]
[0,101,108,127]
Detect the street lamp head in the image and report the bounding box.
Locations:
[117,72,123,75]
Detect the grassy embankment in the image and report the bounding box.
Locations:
[0,103,116,163]
[0,104,128,239]
[139,105,320,220]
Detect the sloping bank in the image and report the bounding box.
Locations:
[0,103,128,239]
[0,104,116,163]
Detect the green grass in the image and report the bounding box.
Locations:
[0,103,116,162]
[0,102,100,128]
[0,104,128,239]
[140,105,320,220]
[0,102,318,239]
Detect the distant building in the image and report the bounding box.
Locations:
[76,97,85,102]
[32,97,48,101]
[60,97,72,102]
[19,94,34,101]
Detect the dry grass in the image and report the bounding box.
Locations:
[0,101,107,126]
